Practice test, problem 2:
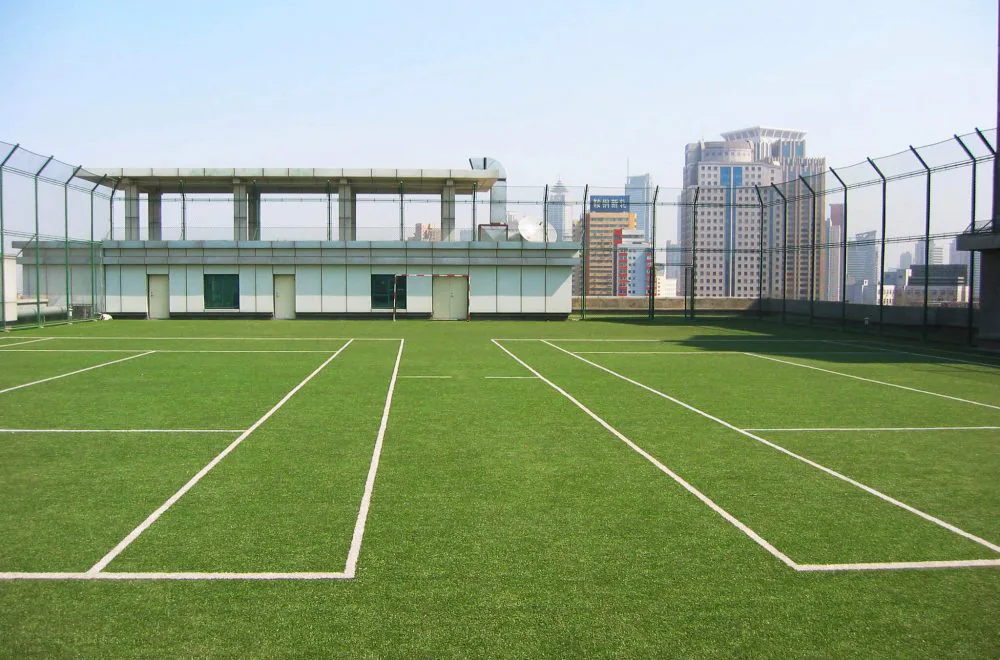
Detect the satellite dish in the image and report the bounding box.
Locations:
[518,216,558,242]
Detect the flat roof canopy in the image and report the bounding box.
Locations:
[78,167,501,195]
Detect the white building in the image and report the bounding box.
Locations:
[612,228,651,296]
[545,180,572,241]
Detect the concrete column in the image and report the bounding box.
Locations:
[338,179,356,241]
[979,250,1000,342]
[147,190,162,241]
[124,179,140,241]
[248,190,260,240]
[233,179,248,241]
[441,179,456,241]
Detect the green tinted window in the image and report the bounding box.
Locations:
[204,274,239,309]
[371,274,406,309]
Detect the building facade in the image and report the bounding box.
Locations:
[612,228,651,296]
[573,196,636,297]
[626,174,654,242]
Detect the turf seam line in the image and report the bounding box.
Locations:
[0,351,156,396]
[86,339,355,574]
[745,352,1000,411]
[492,339,799,570]
[0,337,55,349]
[744,427,1000,432]
[343,338,404,578]
[544,341,1000,557]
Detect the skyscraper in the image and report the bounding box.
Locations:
[626,174,654,242]
[573,196,636,296]
[825,203,844,301]
[899,251,913,270]
[914,239,943,265]
[545,180,571,241]
[846,230,879,303]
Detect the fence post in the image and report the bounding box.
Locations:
[542,184,549,245]
[690,187,700,320]
[770,183,787,324]
[65,165,81,322]
[829,167,848,330]
[471,182,477,239]
[89,175,106,318]
[108,179,120,241]
[0,143,19,331]
[397,182,404,242]
[33,156,54,327]
[867,157,887,335]
[754,185,764,319]
[581,184,589,319]
[179,180,186,240]
[909,145,932,342]
[798,176,817,324]
[326,180,333,241]
[954,134,979,345]
[648,185,659,319]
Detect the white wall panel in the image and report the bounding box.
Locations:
[296,265,322,313]
[239,266,258,312]
[496,266,521,313]
[104,266,121,313]
[547,267,573,314]
[406,273,432,313]
[168,266,187,313]
[520,266,547,313]
[187,265,204,313]
[321,266,347,313]
[468,266,497,313]
[346,265,370,313]
[256,266,274,314]
[120,265,148,313]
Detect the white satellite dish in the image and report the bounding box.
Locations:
[518,216,558,243]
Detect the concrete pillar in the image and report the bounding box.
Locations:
[248,190,260,240]
[338,179,356,241]
[148,190,162,241]
[979,250,1000,342]
[441,179,456,241]
[233,179,248,241]
[124,180,140,241]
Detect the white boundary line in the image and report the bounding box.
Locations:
[0,352,156,395]
[745,426,1000,433]
[0,571,350,580]
[399,375,451,379]
[0,429,245,434]
[485,376,538,379]
[745,352,1000,411]
[574,350,881,356]
[11,336,400,341]
[0,338,55,349]
[0,349,339,354]
[86,340,355,574]
[541,340,1000,559]
[796,559,1000,572]
[496,338,825,343]
[343,339,404,578]
[824,339,1000,370]
[492,339,799,570]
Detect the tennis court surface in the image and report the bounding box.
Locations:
[1,318,997,656]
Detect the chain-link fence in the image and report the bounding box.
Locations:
[2,130,995,339]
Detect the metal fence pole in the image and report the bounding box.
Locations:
[398,182,404,241]
[108,179,120,240]
[0,144,19,331]
[867,157,887,335]
[65,165,81,322]
[799,176,817,324]
[690,187,700,320]
[471,183,477,238]
[754,184,764,319]
[829,167,848,329]
[954,134,979,345]
[909,145,932,341]
[90,175,105,318]
[647,185,659,319]
[770,184,787,324]
[581,184,589,319]
[327,180,333,241]
[179,180,186,240]
[542,184,549,245]
[34,156,54,327]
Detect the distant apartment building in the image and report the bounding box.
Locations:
[626,174,654,242]
[573,195,636,296]
[678,127,826,299]
[891,264,970,306]
[612,228,651,296]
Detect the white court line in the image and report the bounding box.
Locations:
[485,376,538,379]
[543,340,1000,557]
[25,336,400,341]
[0,571,349,581]
[87,340,355,574]
[496,338,826,343]
[745,426,1000,433]
[492,339,798,570]
[0,429,245,434]
[0,349,335,354]
[824,339,1000,370]
[0,337,55,349]
[399,375,451,379]
[574,350,881,355]
[796,559,1000,572]
[746,352,1000,411]
[343,339,404,578]
[0,351,156,395]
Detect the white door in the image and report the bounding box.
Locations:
[147,275,169,319]
[273,274,296,319]
[432,277,468,320]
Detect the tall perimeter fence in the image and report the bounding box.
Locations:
[0,129,996,342]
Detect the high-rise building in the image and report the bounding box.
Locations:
[914,239,944,265]
[545,180,571,241]
[719,127,828,301]
[626,174,654,242]
[573,196,636,296]
[678,139,781,297]
[612,228,651,296]
[846,230,879,303]
[899,251,913,270]
[825,203,844,301]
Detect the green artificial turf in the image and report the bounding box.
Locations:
[0,317,997,657]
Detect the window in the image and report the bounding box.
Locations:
[204,274,239,309]
[371,274,407,309]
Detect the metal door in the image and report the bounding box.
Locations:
[273,274,296,320]
[147,274,169,319]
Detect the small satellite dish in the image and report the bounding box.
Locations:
[518,216,558,242]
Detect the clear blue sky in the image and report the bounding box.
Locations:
[0,0,995,189]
